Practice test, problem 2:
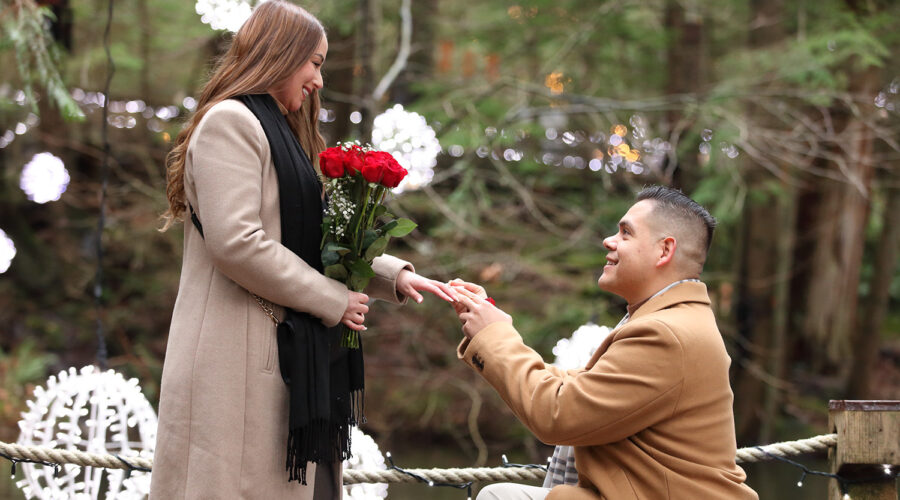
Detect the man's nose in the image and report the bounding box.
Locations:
[603,235,616,250]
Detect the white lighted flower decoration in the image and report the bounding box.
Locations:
[20,152,70,204]
[0,228,16,274]
[551,322,612,370]
[16,366,158,500]
[371,104,441,194]
[343,427,388,499]
[195,0,262,32]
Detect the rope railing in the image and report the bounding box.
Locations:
[0,433,838,485]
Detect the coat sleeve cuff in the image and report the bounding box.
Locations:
[457,322,519,373]
[317,277,350,327]
[367,254,414,305]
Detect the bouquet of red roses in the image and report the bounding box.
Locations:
[318,143,415,348]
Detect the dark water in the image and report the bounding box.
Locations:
[0,450,841,499]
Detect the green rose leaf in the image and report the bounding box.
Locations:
[348,258,376,278]
[381,220,398,234]
[322,248,341,267]
[364,235,390,261]
[325,242,352,255]
[349,274,372,292]
[362,229,379,250]
[324,264,348,281]
[373,205,387,218]
[386,218,417,237]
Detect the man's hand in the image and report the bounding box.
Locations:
[449,279,487,316]
[454,288,512,339]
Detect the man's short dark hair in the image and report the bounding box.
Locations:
[637,185,717,264]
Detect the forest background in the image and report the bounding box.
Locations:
[0,0,898,498]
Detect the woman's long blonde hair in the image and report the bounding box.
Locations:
[161,0,326,230]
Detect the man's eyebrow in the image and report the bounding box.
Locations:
[619,220,635,232]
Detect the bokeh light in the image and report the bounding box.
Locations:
[20,152,70,204]
[0,228,15,274]
[195,0,260,32]
[552,322,612,370]
[371,104,441,194]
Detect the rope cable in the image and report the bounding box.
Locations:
[0,433,840,484]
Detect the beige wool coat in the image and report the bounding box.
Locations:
[459,281,758,500]
[150,99,411,499]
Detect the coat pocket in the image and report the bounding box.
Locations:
[250,300,277,374]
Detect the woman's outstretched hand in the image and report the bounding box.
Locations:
[341,290,370,331]
[397,270,458,304]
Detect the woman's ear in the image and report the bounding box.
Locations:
[657,236,677,267]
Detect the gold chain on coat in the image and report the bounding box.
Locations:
[252,293,279,325]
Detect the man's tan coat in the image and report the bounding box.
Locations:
[459,281,758,499]
[150,100,410,499]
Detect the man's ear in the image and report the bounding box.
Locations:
[657,236,677,267]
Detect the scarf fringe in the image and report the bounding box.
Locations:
[285,389,365,484]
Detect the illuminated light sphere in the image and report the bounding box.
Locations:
[551,322,612,370]
[0,228,16,273]
[371,104,441,194]
[195,0,262,32]
[16,366,158,499]
[343,427,388,499]
[20,152,70,204]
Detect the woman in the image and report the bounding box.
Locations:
[151,2,454,498]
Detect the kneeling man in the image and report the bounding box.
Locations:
[453,186,758,500]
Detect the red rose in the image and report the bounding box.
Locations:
[380,154,407,188]
[343,145,366,176]
[362,151,392,183]
[319,147,346,178]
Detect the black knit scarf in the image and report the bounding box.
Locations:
[235,94,364,485]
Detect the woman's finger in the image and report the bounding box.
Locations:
[424,282,456,302]
[342,318,365,331]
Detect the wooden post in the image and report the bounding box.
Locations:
[828,400,900,499]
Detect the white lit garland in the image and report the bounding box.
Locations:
[19,153,70,204]
[371,104,441,194]
[16,366,158,499]
[343,427,388,499]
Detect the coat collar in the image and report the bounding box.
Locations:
[627,280,710,322]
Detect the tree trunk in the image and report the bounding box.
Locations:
[390,0,437,106]
[323,32,356,143]
[356,0,377,143]
[138,0,151,103]
[664,0,707,191]
[846,181,900,397]
[795,64,880,370]
[732,0,788,444]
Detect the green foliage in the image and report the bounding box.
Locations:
[0,0,84,121]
